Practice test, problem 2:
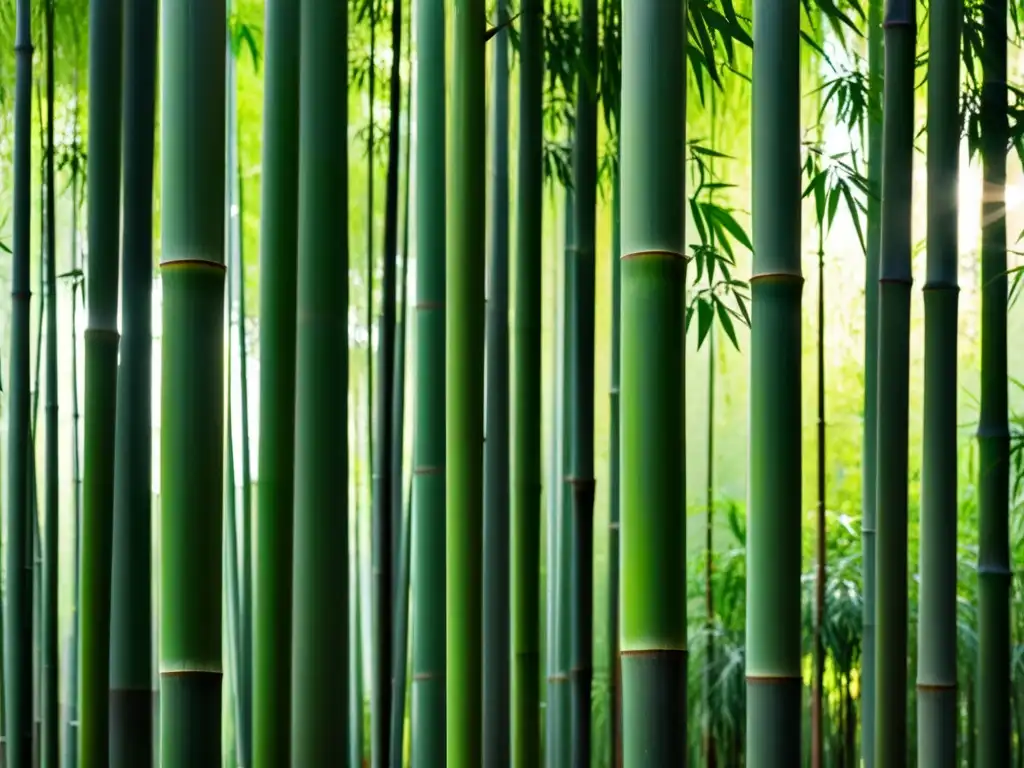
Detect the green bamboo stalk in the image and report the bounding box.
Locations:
[545,189,564,768]
[607,159,622,768]
[446,0,486,759]
[290,0,349,759]
[619,2,688,762]
[976,0,1010,760]
[483,0,511,760]
[158,0,226,763]
[41,0,60,762]
[411,0,446,758]
[511,0,543,759]
[62,61,82,768]
[388,38,414,762]
[874,0,916,763]
[373,0,403,758]
[860,0,884,765]
[570,0,598,759]
[109,0,157,762]
[226,22,253,762]
[553,185,574,768]
[351,391,365,768]
[224,340,243,765]
[7,0,33,762]
[811,220,825,768]
[861,1,883,764]
[389,483,412,765]
[79,0,124,758]
[746,0,803,761]
[253,0,300,762]
[917,0,960,761]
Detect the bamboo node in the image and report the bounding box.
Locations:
[413,465,444,476]
[749,271,804,285]
[621,248,688,262]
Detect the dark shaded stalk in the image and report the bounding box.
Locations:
[812,227,825,768]
[446,0,486,760]
[388,137,412,764]
[704,328,716,768]
[746,0,803,762]
[570,0,598,761]
[79,0,124,758]
[553,185,574,768]
[915,0,960,761]
[252,0,300,762]
[608,158,622,768]
[861,2,883,763]
[109,0,157,762]
[976,0,1010,761]
[290,0,349,760]
[410,0,446,759]
[225,23,253,760]
[483,0,511,760]
[158,0,226,763]
[511,0,543,759]
[371,0,402,760]
[620,1,688,761]
[62,65,83,768]
[874,0,915,763]
[41,1,60,762]
[7,0,32,761]
[389,484,412,765]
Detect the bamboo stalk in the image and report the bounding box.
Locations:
[109,0,157,761]
[158,0,226,763]
[874,0,916,763]
[746,0,803,761]
[916,0,960,760]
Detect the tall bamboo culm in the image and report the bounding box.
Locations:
[570,0,598,761]
[7,0,34,763]
[446,0,486,761]
[253,0,300,763]
[861,1,883,764]
[977,0,1011,762]
[619,0,688,763]
[511,0,543,759]
[917,0,960,761]
[79,0,124,759]
[159,0,226,763]
[41,0,60,762]
[746,0,803,763]
[483,0,511,760]
[411,0,446,762]
[290,0,349,761]
[874,0,916,763]
[109,0,158,762]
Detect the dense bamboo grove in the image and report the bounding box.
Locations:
[4,0,1024,765]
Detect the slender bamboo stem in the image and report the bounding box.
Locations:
[620,1,688,762]
[253,0,300,762]
[80,0,124,758]
[290,0,349,760]
[977,0,1010,761]
[446,0,486,759]
[41,1,60,762]
[916,0,960,761]
[484,0,511,760]
[512,0,543,759]
[7,0,34,763]
[746,0,803,762]
[411,0,446,763]
[570,0,598,761]
[874,0,916,763]
[861,3,883,764]
[158,0,226,763]
[109,0,157,762]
